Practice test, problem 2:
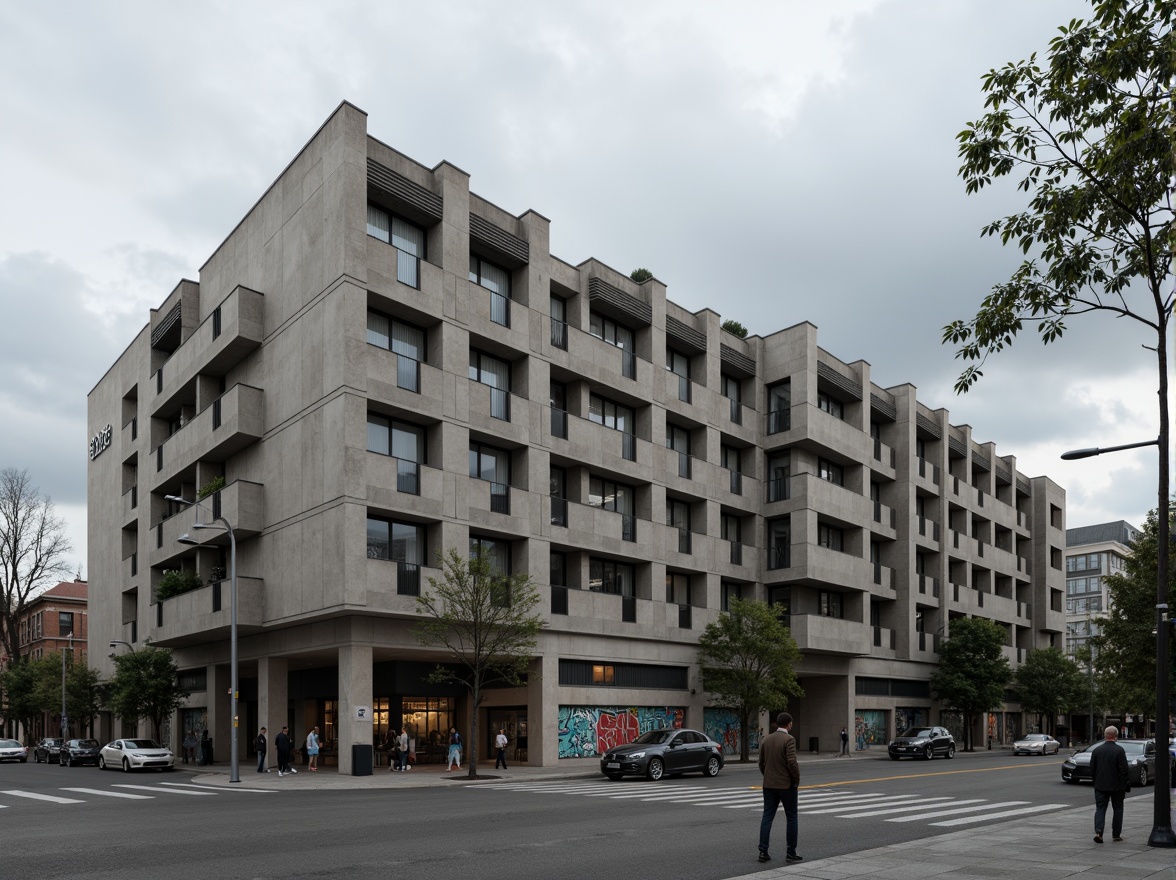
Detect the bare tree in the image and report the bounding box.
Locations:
[0,468,73,669]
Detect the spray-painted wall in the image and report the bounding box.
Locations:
[557,706,685,758]
[703,707,761,755]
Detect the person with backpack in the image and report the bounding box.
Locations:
[448,727,462,771]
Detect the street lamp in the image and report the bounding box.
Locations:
[108,640,135,653]
[167,494,240,785]
[60,632,73,738]
[1062,436,1173,848]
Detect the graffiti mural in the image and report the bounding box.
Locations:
[854,710,887,749]
[703,708,760,756]
[894,707,927,737]
[557,706,685,758]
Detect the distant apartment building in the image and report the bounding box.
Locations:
[87,101,1068,770]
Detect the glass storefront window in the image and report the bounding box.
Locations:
[401,697,455,763]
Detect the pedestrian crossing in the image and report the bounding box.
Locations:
[0,782,275,810]
[472,780,1069,828]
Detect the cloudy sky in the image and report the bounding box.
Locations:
[0,0,1167,577]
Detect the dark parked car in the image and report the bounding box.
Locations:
[34,737,64,763]
[1062,738,1156,786]
[888,726,956,761]
[600,728,724,781]
[60,738,102,767]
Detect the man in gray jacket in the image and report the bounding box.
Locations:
[758,712,801,863]
[1089,725,1129,843]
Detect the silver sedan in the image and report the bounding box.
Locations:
[1012,733,1060,755]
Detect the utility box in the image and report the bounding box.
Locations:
[351,743,373,776]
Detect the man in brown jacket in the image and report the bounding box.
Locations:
[758,712,801,863]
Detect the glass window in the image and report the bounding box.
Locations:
[721,514,741,542]
[468,255,511,296]
[588,558,635,595]
[818,458,844,486]
[721,374,741,404]
[817,391,844,419]
[588,395,634,433]
[818,591,843,618]
[588,313,634,350]
[469,443,510,485]
[470,536,510,575]
[721,581,742,612]
[666,424,690,454]
[818,524,844,551]
[58,612,74,635]
[588,477,634,515]
[366,415,424,462]
[469,350,510,389]
[550,552,567,587]
[767,380,791,433]
[667,498,690,532]
[367,208,425,288]
[666,349,689,379]
[666,573,690,604]
[366,517,423,564]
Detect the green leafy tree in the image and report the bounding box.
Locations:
[106,647,190,741]
[1091,509,1176,722]
[942,3,1174,642]
[0,658,41,743]
[1012,647,1086,734]
[720,319,748,339]
[414,546,544,778]
[697,597,803,762]
[930,617,1012,750]
[629,268,653,283]
[64,661,104,737]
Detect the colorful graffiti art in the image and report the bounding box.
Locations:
[703,708,760,756]
[557,706,685,758]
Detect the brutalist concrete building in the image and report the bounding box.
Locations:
[87,101,1067,770]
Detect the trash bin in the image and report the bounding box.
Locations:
[809,737,819,753]
[351,743,373,776]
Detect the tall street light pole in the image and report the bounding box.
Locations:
[60,632,73,738]
[167,494,240,784]
[1062,436,1173,848]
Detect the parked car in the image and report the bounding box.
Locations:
[99,739,175,772]
[600,728,724,781]
[1012,733,1061,756]
[33,737,64,763]
[1062,738,1156,785]
[60,738,102,767]
[888,726,956,761]
[0,739,28,763]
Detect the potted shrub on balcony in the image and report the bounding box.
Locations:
[156,569,203,601]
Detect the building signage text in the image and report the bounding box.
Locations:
[89,424,113,461]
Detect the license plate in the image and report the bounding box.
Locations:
[606,762,620,769]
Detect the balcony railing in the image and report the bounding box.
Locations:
[490,291,510,327]
[621,349,636,380]
[676,375,691,403]
[678,604,692,629]
[677,528,692,554]
[767,409,790,434]
[728,398,742,425]
[729,470,742,495]
[621,432,636,462]
[551,585,568,615]
[767,545,790,570]
[551,318,568,350]
[729,541,743,566]
[622,595,637,622]
[490,482,511,514]
[551,497,568,527]
[621,514,636,543]
[397,562,421,596]
[396,249,420,288]
[767,477,790,503]
[489,387,510,421]
[677,451,691,479]
[551,408,568,439]
[396,355,420,393]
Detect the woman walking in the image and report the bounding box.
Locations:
[306,726,322,772]
[447,727,462,771]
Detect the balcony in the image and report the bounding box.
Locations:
[917,574,941,598]
[544,497,637,548]
[788,542,871,590]
[915,457,941,488]
[767,408,791,435]
[151,286,264,419]
[468,381,521,440]
[122,485,139,527]
[149,480,265,566]
[366,347,443,420]
[550,318,568,351]
[786,613,869,655]
[366,236,445,316]
[468,479,528,533]
[366,457,443,520]
[915,515,941,544]
[564,416,651,478]
[872,438,896,470]
[153,384,264,486]
[151,575,265,647]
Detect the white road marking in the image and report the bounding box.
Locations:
[60,788,154,799]
[837,797,976,818]
[0,790,85,804]
[887,801,1030,822]
[112,784,216,796]
[930,803,1068,826]
[803,795,925,814]
[159,782,276,793]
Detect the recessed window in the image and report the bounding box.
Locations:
[367,310,426,392]
[366,416,425,494]
[469,350,511,420]
[471,536,511,576]
[58,612,74,635]
[592,664,615,685]
[367,206,425,288]
[589,395,634,433]
[589,558,635,595]
[818,591,844,618]
[366,516,425,564]
[817,391,844,420]
[818,523,844,552]
[767,380,791,433]
[469,255,511,326]
[818,458,844,486]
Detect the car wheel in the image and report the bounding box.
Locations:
[923,745,934,760]
[1139,766,1149,787]
[99,757,107,771]
[704,756,721,778]
[647,758,665,781]
[122,758,131,773]
[946,744,956,759]
[605,773,623,781]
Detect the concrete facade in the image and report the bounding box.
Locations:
[87,101,1068,769]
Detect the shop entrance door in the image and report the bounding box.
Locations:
[488,709,528,765]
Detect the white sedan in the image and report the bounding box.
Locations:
[99,739,175,772]
[0,739,28,763]
[1012,733,1061,755]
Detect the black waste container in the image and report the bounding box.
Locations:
[352,743,373,776]
[809,737,819,753]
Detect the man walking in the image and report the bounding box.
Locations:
[758,712,801,864]
[256,727,269,773]
[1090,725,1129,843]
[839,727,850,757]
[495,729,509,769]
[275,725,297,777]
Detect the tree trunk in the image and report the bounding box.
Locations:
[739,708,750,763]
[467,684,479,779]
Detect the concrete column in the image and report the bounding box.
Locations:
[207,663,230,765]
[257,655,288,769]
[532,652,558,765]
[337,644,373,776]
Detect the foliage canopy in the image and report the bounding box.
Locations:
[106,647,190,740]
[930,617,1012,750]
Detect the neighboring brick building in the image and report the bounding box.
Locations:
[87,101,1067,770]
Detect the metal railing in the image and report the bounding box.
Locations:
[677,528,692,554]
[551,408,568,439]
[490,291,510,327]
[621,514,636,543]
[729,398,742,425]
[397,562,421,596]
[489,387,510,421]
[729,470,742,495]
[490,482,510,514]
[551,585,568,615]
[677,451,691,479]
[677,375,691,403]
[397,460,420,495]
[621,349,636,380]
[396,355,420,392]
[678,604,692,629]
[551,497,568,527]
[550,318,567,350]
[767,545,790,570]
[767,409,790,434]
[621,432,636,461]
[730,541,743,565]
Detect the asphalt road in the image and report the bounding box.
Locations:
[0,748,1153,880]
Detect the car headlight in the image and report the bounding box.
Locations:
[629,751,646,759]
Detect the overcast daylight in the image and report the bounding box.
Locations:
[0,0,1166,578]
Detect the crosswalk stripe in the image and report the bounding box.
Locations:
[0,790,85,804]
[803,795,925,815]
[837,797,976,818]
[930,803,1068,827]
[159,782,276,794]
[887,800,1029,822]
[112,784,216,796]
[607,787,713,800]
[60,788,154,800]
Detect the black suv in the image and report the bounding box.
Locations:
[888,726,956,761]
[60,738,102,767]
[34,737,64,763]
